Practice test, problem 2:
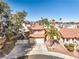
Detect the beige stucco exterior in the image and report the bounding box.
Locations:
[35,38,44,44]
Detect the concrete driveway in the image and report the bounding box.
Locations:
[5,44,31,59]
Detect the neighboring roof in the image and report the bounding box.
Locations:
[76,24,79,26]
[29,34,45,38]
[47,43,79,58]
[60,28,79,39]
[30,26,47,30]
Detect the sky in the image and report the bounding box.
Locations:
[5,0,79,22]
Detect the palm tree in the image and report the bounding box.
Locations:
[59,18,63,28]
[46,24,60,45]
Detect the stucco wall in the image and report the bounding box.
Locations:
[35,38,44,44]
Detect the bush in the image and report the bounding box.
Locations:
[64,43,74,52]
[69,43,74,47]
[5,31,13,41]
[64,44,68,47]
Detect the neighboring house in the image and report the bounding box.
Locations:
[62,24,77,28]
[29,26,47,44]
[55,23,78,30]
[76,24,79,28]
[60,28,79,45]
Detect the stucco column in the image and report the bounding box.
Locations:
[69,39,73,43]
[64,39,67,44]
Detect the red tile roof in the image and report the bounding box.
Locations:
[47,43,79,58]
[60,28,79,39]
[29,34,45,38]
[30,26,47,30]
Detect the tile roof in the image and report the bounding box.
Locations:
[47,43,79,58]
[60,28,79,39]
[30,26,47,30]
[29,34,45,38]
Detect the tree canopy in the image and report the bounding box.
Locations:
[11,11,27,25]
[46,21,60,41]
[0,2,11,14]
[39,17,49,27]
[0,1,27,41]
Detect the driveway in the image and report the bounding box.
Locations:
[5,44,31,59]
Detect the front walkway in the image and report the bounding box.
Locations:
[27,43,48,55]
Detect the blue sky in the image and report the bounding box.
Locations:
[5,0,79,22]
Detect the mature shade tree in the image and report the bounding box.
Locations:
[0,1,11,34]
[10,11,27,33]
[39,17,49,27]
[0,1,28,54]
[0,1,11,20]
[50,19,56,26]
[0,1,10,13]
[0,1,14,54]
[14,11,27,26]
[24,20,30,24]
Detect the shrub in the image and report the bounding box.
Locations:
[64,43,74,52]
[64,44,68,48]
[69,43,74,47]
